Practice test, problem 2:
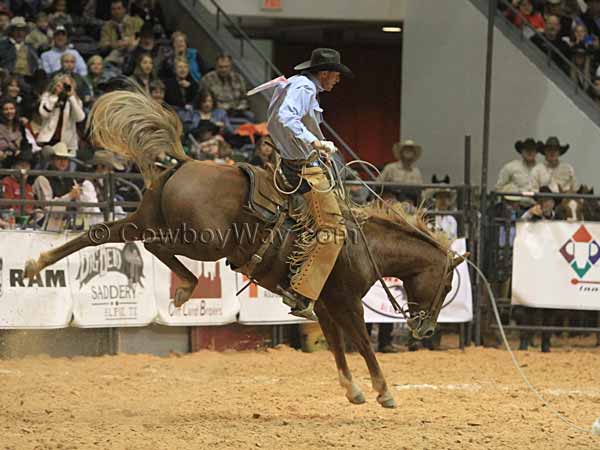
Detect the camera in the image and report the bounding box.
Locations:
[63,82,71,92]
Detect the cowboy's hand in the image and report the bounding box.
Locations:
[312,140,337,159]
[69,184,81,201]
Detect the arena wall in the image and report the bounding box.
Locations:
[402,0,600,186]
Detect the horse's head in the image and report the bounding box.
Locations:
[403,251,468,339]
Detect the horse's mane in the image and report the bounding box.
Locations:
[353,201,452,252]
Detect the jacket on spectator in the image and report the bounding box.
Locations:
[37,92,85,150]
[164,76,199,109]
[0,123,23,155]
[201,70,249,112]
[378,161,424,185]
[1,175,34,213]
[0,38,40,76]
[41,47,88,76]
[495,159,537,192]
[25,26,51,52]
[99,15,143,52]
[504,8,545,31]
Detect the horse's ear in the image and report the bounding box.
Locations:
[449,252,470,271]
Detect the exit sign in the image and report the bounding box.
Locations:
[261,0,282,11]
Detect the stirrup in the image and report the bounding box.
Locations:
[290,300,318,321]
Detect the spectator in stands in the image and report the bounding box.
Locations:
[129,52,154,93]
[531,137,577,192]
[25,12,52,53]
[40,25,87,76]
[571,45,591,88]
[496,138,542,193]
[129,0,166,36]
[518,185,557,352]
[99,0,143,66]
[0,97,30,168]
[249,135,277,169]
[188,120,232,162]
[426,175,458,240]
[80,149,125,226]
[378,140,424,185]
[590,74,600,106]
[0,8,10,39]
[48,0,73,30]
[191,89,233,135]
[160,31,205,83]
[83,55,110,102]
[531,15,571,74]
[506,0,545,32]
[1,150,34,217]
[37,73,85,152]
[568,23,594,48]
[164,57,199,109]
[1,76,34,118]
[32,141,80,230]
[149,78,164,102]
[0,17,40,79]
[582,0,600,37]
[544,0,574,39]
[54,52,92,103]
[123,22,164,77]
[202,54,252,120]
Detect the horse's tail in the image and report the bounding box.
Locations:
[87,87,190,187]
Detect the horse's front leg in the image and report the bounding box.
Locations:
[25,217,139,279]
[327,297,396,408]
[315,301,366,405]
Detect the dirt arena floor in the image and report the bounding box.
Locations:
[1,338,600,450]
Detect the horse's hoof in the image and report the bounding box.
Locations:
[24,259,39,279]
[377,394,397,409]
[174,286,192,307]
[347,392,366,405]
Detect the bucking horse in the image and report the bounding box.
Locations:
[24,90,466,408]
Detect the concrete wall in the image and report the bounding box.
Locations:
[199,0,405,21]
[402,0,600,187]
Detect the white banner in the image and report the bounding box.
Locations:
[237,274,306,325]
[68,239,158,328]
[513,221,600,310]
[0,231,72,329]
[362,238,473,323]
[154,258,239,326]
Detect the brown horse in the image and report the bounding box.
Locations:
[24,90,464,408]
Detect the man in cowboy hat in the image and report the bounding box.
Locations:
[378,140,424,185]
[0,16,40,77]
[267,47,353,320]
[424,175,458,240]
[495,138,542,194]
[530,137,577,193]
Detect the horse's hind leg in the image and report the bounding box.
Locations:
[25,217,138,279]
[326,297,396,408]
[144,243,197,307]
[315,301,365,405]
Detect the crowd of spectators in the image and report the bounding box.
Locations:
[0,0,268,230]
[500,0,600,104]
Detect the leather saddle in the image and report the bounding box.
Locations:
[237,162,290,223]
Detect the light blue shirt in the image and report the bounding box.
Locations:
[41,47,88,77]
[267,73,325,160]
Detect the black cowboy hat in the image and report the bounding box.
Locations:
[539,136,570,155]
[534,185,558,202]
[514,138,543,153]
[294,48,354,78]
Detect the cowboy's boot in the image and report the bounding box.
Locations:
[289,166,346,302]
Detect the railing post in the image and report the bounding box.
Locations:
[216,8,220,31]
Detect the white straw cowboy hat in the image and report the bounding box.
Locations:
[48,142,75,158]
[8,16,29,33]
[392,140,423,161]
[294,48,354,78]
[91,150,125,170]
[422,175,457,206]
